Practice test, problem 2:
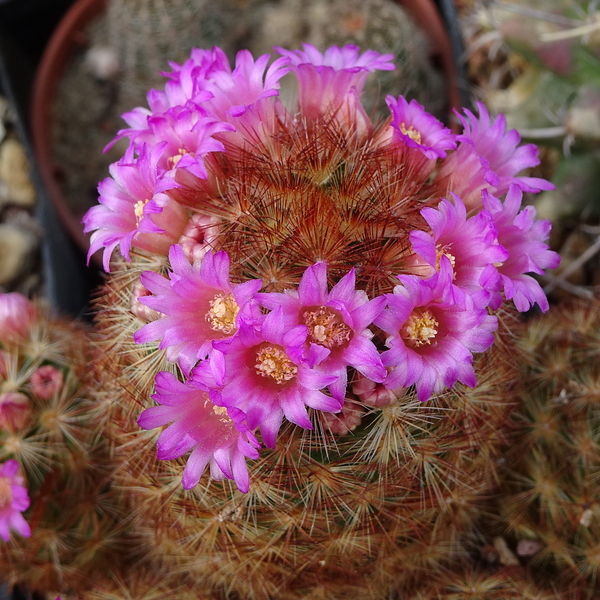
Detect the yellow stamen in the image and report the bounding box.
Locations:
[133,199,150,226]
[206,294,239,334]
[255,345,298,384]
[0,477,13,509]
[436,244,456,271]
[168,148,194,169]
[405,310,439,347]
[212,405,228,416]
[400,123,422,144]
[203,398,233,425]
[303,306,351,349]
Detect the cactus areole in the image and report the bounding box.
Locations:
[83,44,559,493]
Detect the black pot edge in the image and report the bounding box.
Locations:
[0,1,102,320]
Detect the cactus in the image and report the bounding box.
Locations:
[79,41,560,599]
[497,299,600,599]
[0,293,133,597]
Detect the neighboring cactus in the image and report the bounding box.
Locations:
[104,0,445,117]
[460,0,600,295]
[81,41,559,599]
[406,565,567,599]
[0,293,133,597]
[497,299,600,599]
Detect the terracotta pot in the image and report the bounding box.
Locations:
[31,0,461,256]
[31,0,107,256]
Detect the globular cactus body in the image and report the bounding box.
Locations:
[81,40,559,599]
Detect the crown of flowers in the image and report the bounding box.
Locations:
[83,44,559,493]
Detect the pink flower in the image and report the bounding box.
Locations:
[275,44,394,122]
[83,144,189,271]
[138,371,260,492]
[408,195,508,306]
[29,365,64,400]
[0,459,31,542]
[115,49,290,152]
[199,50,290,121]
[110,48,229,146]
[375,259,497,401]
[435,103,554,211]
[456,102,553,195]
[257,262,386,401]
[134,245,262,374]
[483,185,560,312]
[162,47,232,108]
[386,95,456,159]
[0,293,34,343]
[199,308,341,448]
[142,106,233,181]
[0,392,31,432]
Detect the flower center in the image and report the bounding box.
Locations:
[404,309,439,347]
[203,398,232,424]
[133,199,150,226]
[0,477,12,509]
[435,244,456,272]
[255,345,298,384]
[400,123,422,144]
[303,306,351,349]
[168,148,194,169]
[206,293,239,334]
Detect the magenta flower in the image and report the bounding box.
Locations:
[257,262,386,401]
[82,144,189,271]
[114,49,290,152]
[134,245,262,374]
[112,49,229,145]
[275,44,394,121]
[0,293,34,343]
[138,371,260,492]
[435,103,554,211]
[483,185,560,312]
[199,308,341,449]
[162,47,232,108]
[375,259,497,402]
[140,106,233,181]
[386,95,456,159]
[0,459,31,542]
[408,195,508,306]
[199,50,290,121]
[30,365,64,400]
[456,102,554,195]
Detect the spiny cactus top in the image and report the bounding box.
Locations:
[82,44,560,493]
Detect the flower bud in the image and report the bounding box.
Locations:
[0,392,31,432]
[30,365,64,400]
[0,293,34,343]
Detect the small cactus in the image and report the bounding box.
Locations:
[498,299,600,599]
[0,293,132,597]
